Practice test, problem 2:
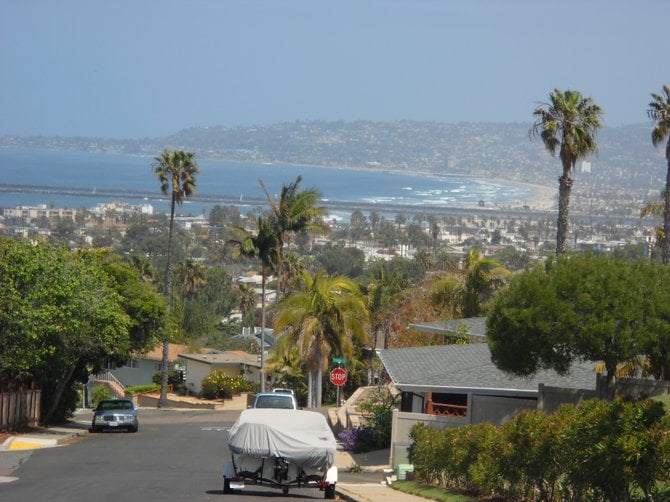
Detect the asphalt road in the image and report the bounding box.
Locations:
[0,408,366,502]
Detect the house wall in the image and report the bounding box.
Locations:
[538,383,598,413]
[470,394,536,424]
[185,362,211,394]
[111,359,161,388]
[390,392,536,468]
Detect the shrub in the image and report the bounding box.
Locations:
[200,372,255,400]
[357,386,399,449]
[90,384,112,408]
[152,369,183,387]
[408,398,670,501]
[338,425,387,453]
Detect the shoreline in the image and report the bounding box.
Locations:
[260,160,556,212]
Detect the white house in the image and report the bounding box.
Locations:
[178,350,261,395]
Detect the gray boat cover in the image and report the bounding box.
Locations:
[227,409,337,471]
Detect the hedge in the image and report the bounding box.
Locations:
[409,398,670,501]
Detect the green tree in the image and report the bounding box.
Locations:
[487,254,669,389]
[648,84,670,264]
[260,175,329,298]
[274,269,369,408]
[152,149,200,406]
[531,88,603,255]
[0,239,162,423]
[228,216,278,392]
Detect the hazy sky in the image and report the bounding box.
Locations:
[1,0,668,139]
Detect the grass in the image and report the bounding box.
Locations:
[390,480,476,501]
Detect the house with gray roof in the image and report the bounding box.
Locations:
[378,342,599,469]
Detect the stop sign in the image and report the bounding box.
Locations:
[329,367,348,386]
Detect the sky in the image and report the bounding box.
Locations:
[1,0,668,139]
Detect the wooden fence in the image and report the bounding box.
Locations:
[0,389,41,431]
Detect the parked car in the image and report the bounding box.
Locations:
[251,392,298,409]
[90,398,139,433]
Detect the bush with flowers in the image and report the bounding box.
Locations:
[200,372,256,400]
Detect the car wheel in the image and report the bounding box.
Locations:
[127,425,138,433]
[223,477,231,494]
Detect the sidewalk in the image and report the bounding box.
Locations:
[334,445,430,502]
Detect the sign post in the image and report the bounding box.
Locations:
[329,367,348,407]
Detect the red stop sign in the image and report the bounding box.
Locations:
[329,367,348,386]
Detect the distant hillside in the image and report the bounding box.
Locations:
[1,120,664,191]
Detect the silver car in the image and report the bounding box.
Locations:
[90,399,139,433]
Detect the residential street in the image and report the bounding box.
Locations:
[0,408,372,501]
[0,407,392,502]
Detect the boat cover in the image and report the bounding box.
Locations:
[227,409,337,471]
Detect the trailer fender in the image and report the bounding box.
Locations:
[325,465,338,484]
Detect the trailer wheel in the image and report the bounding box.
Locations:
[223,477,231,494]
[324,484,336,499]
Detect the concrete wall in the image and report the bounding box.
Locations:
[390,409,468,469]
[614,377,670,399]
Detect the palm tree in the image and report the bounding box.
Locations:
[648,84,670,264]
[531,88,603,255]
[228,216,277,392]
[152,149,199,407]
[274,269,369,408]
[463,247,511,317]
[237,283,257,331]
[175,258,206,300]
[431,273,464,319]
[260,175,329,298]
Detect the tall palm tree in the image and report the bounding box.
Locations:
[152,149,199,407]
[274,269,369,408]
[260,175,329,298]
[648,84,670,264]
[228,216,277,392]
[531,88,603,255]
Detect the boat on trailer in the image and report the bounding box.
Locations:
[223,408,338,498]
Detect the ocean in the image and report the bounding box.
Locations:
[0,147,534,219]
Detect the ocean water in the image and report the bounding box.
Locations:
[0,147,533,218]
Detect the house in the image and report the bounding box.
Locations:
[107,343,190,389]
[178,350,261,395]
[377,343,599,469]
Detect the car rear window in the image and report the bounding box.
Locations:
[254,395,295,409]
